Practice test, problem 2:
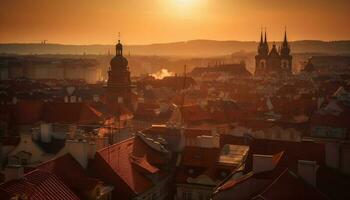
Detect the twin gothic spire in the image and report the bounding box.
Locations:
[258,28,290,57]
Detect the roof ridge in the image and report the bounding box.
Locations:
[98,136,135,152]
[252,168,289,199]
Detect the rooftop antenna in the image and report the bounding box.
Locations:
[118,32,121,43]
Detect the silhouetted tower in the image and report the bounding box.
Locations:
[280,29,292,74]
[106,38,132,109]
[255,29,269,76]
[255,28,293,76]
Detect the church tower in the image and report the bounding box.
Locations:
[280,29,292,74]
[255,30,269,76]
[255,29,293,76]
[106,39,132,109]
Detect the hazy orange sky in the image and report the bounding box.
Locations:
[0,0,349,44]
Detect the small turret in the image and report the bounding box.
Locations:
[116,40,123,56]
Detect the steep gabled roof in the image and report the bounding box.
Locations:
[36,153,101,198]
[246,139,325,173]
[253,169,328,200]
[92,135,168,197]
[0,169,79,200]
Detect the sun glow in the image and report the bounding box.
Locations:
[176,0,197,6]
[163,0,205,19]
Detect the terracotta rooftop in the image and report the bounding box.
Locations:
[91,135,169,199]
[0,169,79,200]
[253,169,328,200]
[36,153,101,199]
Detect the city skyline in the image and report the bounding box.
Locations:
[0,0,350,45]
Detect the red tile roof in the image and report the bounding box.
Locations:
[36,153,101,198]
[91,135,168,199]
[215,172,254,192]
[246,139,325,173]
[130,155,160,174]
[15,100,44,125]
[0,169,79,200]
[42,102,103,124]
[317,166,350,200]
[254,169,328,200]
[13,100,104,125]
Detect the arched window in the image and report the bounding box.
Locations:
[260,61,265,68]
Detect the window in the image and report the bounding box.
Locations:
[21,158,28,165]
[260,61,265,68]
[182,192,192,200]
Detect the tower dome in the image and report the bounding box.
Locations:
[110,40,128,70]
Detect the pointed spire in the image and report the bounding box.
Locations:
[284,27,288,43]
[280,27,290,56]
[260,27,263,44]
[264,27,267,44]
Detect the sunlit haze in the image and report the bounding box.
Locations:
[0,0,350,44]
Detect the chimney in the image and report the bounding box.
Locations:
[65,139,89,168]
[40,123,52,143]
[197,135,219,148]
[5,165,24,181]
[68,125,77,139]
[298,160,318,186]
[253,154,276,173]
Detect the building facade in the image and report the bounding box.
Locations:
[255,30,292,76]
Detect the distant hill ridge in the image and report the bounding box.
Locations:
[1,40,350,56]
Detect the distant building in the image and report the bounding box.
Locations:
[0,56,102,83]
[106,40,133,110]
[191,61,251,77]
[255,30,292,76]
[302,58,316,73]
